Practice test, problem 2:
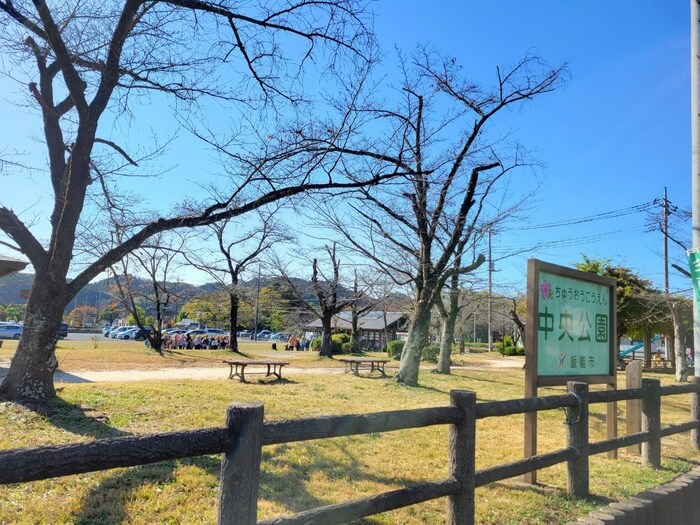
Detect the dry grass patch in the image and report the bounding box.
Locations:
[0,368,698,524]
[0,339,346,372]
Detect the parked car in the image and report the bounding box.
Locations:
[110,326,135,338]
[255,330,273,340]
[0,324,22,339]
[238,330,253,339]
[270,332,291,342]
[116,327,152,341]
[59,322,68,339]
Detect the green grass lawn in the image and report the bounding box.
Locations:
[0,338,349,371]
[0,345,698,524]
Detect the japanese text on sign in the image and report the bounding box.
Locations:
[537,271,611,377]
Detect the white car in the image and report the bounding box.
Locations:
[0,324,22,339]
[115,328,151,340]
[110,326,136,338]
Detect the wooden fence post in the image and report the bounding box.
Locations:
[566,381,589,497]
[625,360,643,455]
[218,402,264,525]
[641,378,661,468]
[691,376,700,451]
[448,390,476,525]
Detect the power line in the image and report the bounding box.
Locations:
[513,200,657,231]
[492,226,648,255]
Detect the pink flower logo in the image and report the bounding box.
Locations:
[540,280,552,300]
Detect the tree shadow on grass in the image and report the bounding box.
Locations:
[70,434,438,523]
[488,480,614,506]
[20,397,128,439]
[72,455,221,525]
[259,439,427,521]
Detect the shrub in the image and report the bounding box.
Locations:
[504,345,525,356]
[341,342,353,354]
[497,336,524,356]
[331,333,350,355]
[386,340,405,360]
[421,343,440,362]
[332,333,351,345]
[311,337,322,350]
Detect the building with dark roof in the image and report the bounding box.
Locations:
[305,311,409,351]
[0,255,28,278]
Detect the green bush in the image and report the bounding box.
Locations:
[331,333,350,355]
[332,333,351,345]
[421,343,440,362]
[496,336,524,356]
[386,340,405,360]
[341,342,353,354]
[501,345,524,356]
[311,337,322,350]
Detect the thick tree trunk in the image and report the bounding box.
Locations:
[668,334,676,368]
[351,308,361,353]
[229,293,240,353]
[643,331,652,369]
[436,313,456,374]
[319,314,333,358]
[395,305,432,386]
[670,302,688,382]
[0,274,67,401]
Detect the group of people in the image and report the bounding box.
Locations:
[155,331,314,351]
[286,334,311,351]
[161,332,230,350]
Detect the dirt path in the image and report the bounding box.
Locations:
[0,355,522,384]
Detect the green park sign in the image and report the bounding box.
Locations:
[523,259,618,485]
[526,259,617,386]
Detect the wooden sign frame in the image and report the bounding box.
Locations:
[524,259,618,484]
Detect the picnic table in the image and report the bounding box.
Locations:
[338,357,391,377]
[223,359,289,382]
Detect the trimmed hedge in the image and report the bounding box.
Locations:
[386,340,405,360]
[421,343,440,362]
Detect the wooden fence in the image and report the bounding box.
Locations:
[1,377,700,524]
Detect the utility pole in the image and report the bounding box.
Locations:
[692,0,700,376]
[487,225,493,352]
[663,187,670,294]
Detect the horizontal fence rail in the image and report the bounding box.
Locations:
[257,479,462,525]
[0,428,232,484]
[1,377,700,525]
[262,406,461,445]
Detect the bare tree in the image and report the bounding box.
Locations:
[280,243,366,357]
[0,1,389,401]
[315,51,566,385]
[348,270,376,353]
[110,232,185,353]
[184,208,291,352]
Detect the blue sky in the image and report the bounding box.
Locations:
[368,1,690,294]
[0,1,692,296]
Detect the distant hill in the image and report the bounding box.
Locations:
[0,272,33,304]
[0,272,384,313]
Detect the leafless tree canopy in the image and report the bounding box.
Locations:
[0,0,384,401]
[301,49,567,384]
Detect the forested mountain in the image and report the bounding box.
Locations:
[0,273,353,309]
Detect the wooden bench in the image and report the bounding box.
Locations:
[338,357,391,377]
[651,354,670,368]
[223,359,289,382]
